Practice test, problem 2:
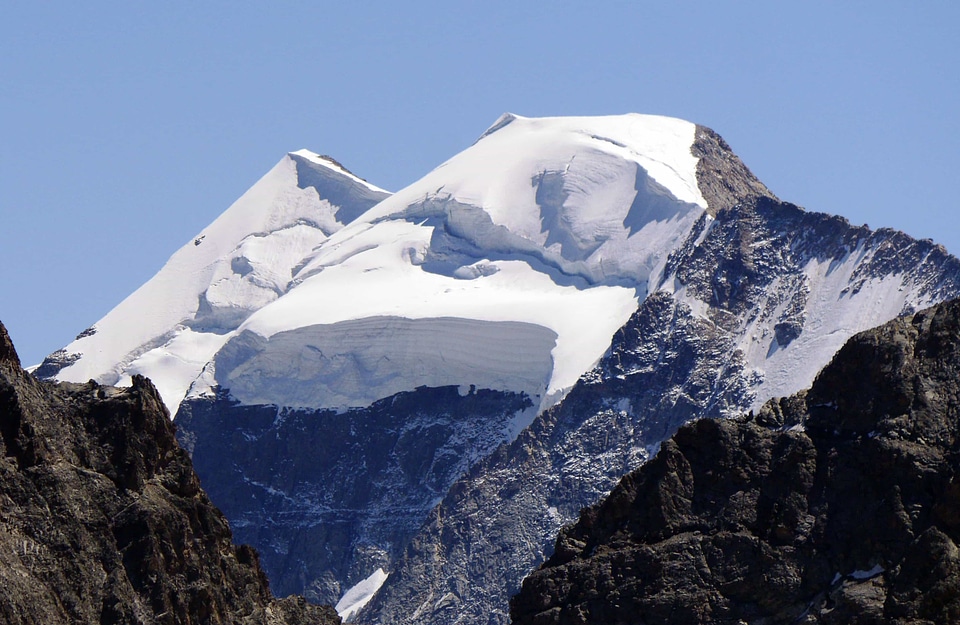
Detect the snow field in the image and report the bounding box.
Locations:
[51,113,713,417]
[236,215,640,410]
[752,250,920,407]
[336,568,389,621]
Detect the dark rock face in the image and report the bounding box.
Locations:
[511,298,960,625]
[31,347,81,379]
[176,385,532,605]
[0,321,338,625]
[0,323,20,368]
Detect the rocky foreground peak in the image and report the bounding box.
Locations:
[0,322,20,370]
[511,298,960,624]
[0,321,338,625]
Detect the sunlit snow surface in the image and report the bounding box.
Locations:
[54,113,708,416]
[721,242,944,410]
[749,262,913,407]
[222,220,641,411]
[52,150,390,411]
[194,114,707,412]
[360,113,706,285]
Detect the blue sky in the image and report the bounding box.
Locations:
[2,2,958,365]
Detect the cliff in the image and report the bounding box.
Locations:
[0,321,338,625]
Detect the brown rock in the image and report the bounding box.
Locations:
[0,321,339,625]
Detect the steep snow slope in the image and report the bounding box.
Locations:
[658,205,958,410]
[39,151,389,410]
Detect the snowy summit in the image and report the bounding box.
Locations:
[44,113,709,420]
[40,111,951,427]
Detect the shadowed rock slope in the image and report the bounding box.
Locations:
[512,298,960,625]
[0,321,338,625]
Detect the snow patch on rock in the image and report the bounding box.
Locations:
[336,568,388,622]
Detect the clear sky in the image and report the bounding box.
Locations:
[2,2,958,366]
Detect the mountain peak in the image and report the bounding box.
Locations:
[40,148,389,411]
[476,112,520,140]
[288,149,388,194]
[0,321,21,370]
[32,113,960,623]
[692,124,778,214]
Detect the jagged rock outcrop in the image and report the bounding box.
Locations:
[511,297,960,624]
[0,321,339,625]
[692,124,777,215]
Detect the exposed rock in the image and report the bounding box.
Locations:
[360,194,960,625]
[0,322,20,369]
[176,385,532,605]
[360,291,755,625]
[32,348,81,380]
[0,321,339,625]
[511,298,960,625]
[692,125,777,215]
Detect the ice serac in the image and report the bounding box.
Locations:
[37,150,389,411]
[217,113,711,414]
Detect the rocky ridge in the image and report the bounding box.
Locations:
[511,297,960,624]
[0,321,338,625]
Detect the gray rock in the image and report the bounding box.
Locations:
[176,385,532,605]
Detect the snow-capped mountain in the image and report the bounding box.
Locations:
[37,150,390,410]
[38,113,960,623]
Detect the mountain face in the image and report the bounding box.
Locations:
[511,296,960,625]
[175,385,532,607]
[0,321,338,625]
[36,150,390,411]
[359,198,960,625]
[37,113,960,622]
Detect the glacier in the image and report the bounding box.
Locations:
[40,150,389,410]
[45,113,710,416]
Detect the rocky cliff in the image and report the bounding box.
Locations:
[0,321,338,625]
[511,297,960,624]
